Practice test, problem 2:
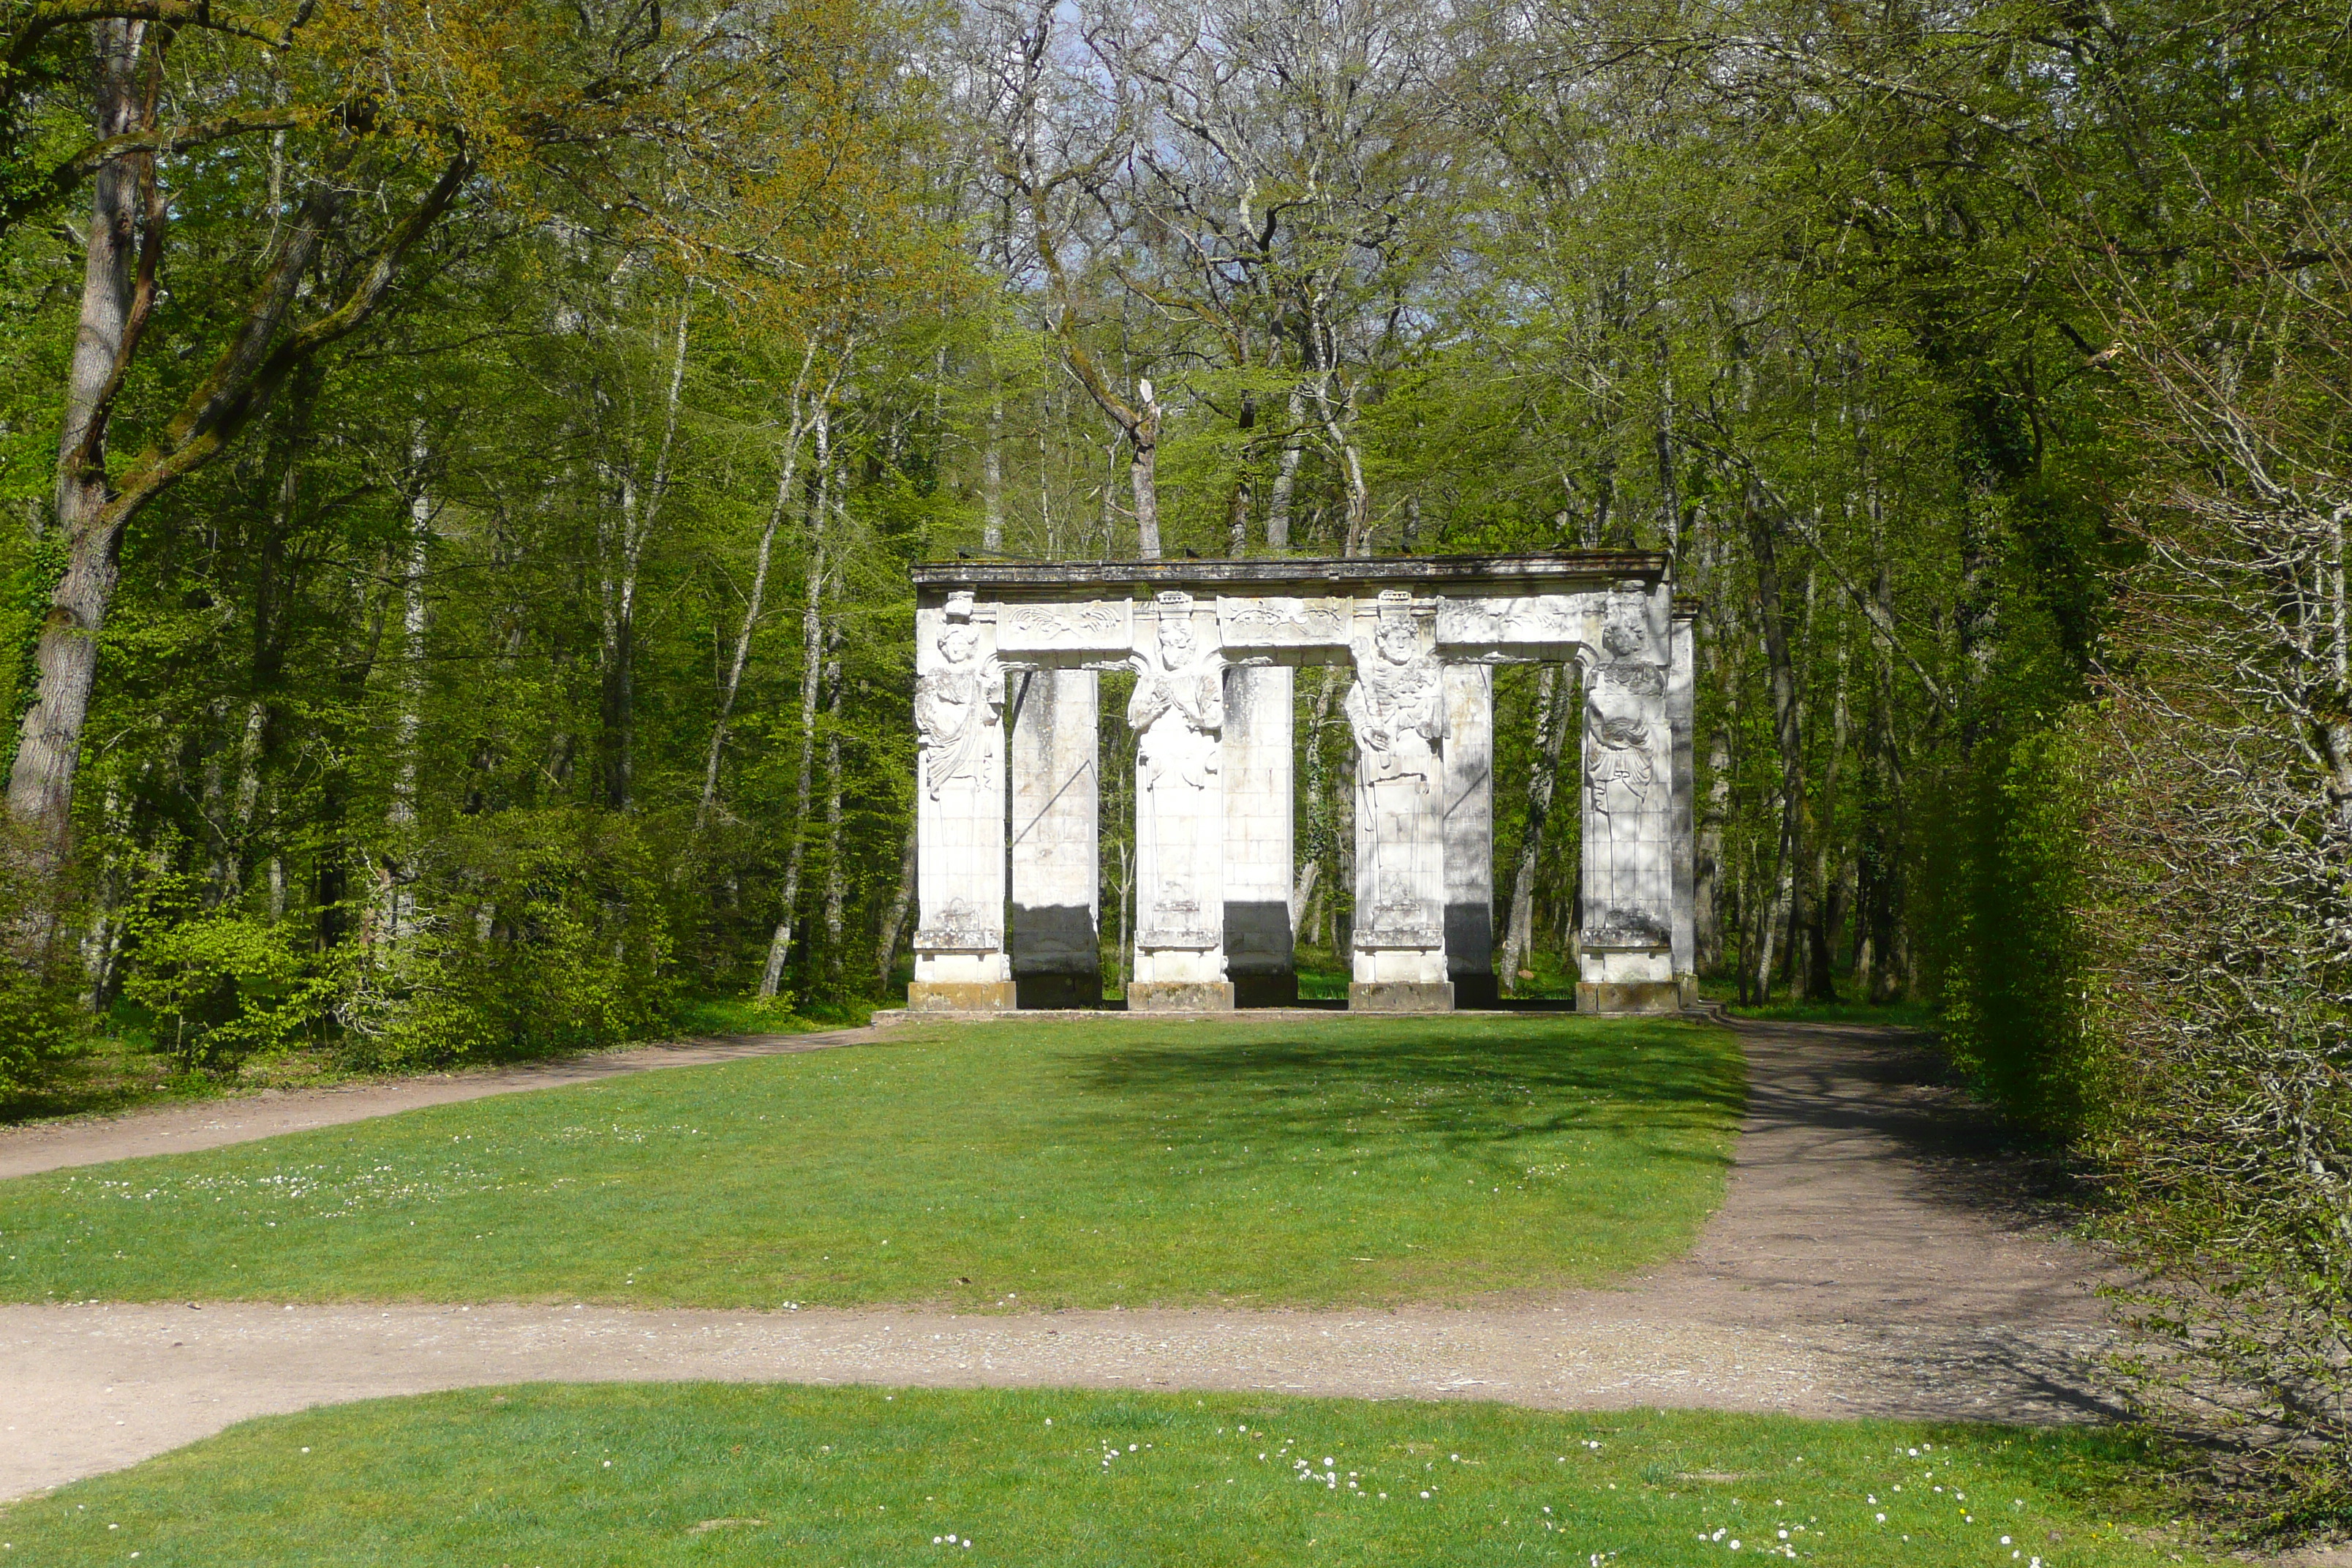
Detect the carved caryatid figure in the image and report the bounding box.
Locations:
[1347,612,1449,951]
[1127,614,1223,794]
[1583,600,1671,947]
[915,619,1003,799]
[1345,618,1447,790]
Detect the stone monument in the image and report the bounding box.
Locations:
[903,554,1695,1015]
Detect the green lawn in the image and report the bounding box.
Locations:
[0,1014,1741,1311]
[0,1384,2210,1567]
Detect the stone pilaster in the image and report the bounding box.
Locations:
[910,592,1015,1011]
[1346,591,1453,1011]
[1221,664,1297,1006]
[1441,663,1496,1009]
[1128,591,1234,1011]
[1668,609,1698,1008]
[1576,582,1678,1015]
[1009,667,1101,1007]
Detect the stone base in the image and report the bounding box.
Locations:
[1576,980,1684,1016]
[1126,981,1236,1012]
[1349,981,1455,1013]
[1014,973,1103,1009]
[1232,970,1300,1009]
[908,981,1019,1013]
[1450,973,1500,1010]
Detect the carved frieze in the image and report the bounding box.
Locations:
[1584,906,1672,950]
[915,895,1003,953]
[996,599,1134,654]
[1136,882,1219,950]
[1218,596,1349,648]
[1360,872,1442,949]
[1434,594,1585,649]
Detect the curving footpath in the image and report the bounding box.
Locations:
[0,1018,2126,1503]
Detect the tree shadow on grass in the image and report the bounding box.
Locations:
[1052,1021,1746,1173]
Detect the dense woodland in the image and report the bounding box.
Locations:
[2,0,2348,1532]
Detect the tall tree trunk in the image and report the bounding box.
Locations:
[819,649,846,992]
[1264,382,1307,550]
[376,436,431,944]
[1294,667,1341,929]
[597,290,691,814]
[7,18,160,898]
[698,347,823,830]
[758,410,834,998]
[1501,665,1573,992]
[1224,389,1256,557]
[874,817,918,987]
[1312,369,1370,557]
[1746,485,1822,1001]
[1697,717,1730,973]
[982,386,1006,553]
[1131,379,1162,559]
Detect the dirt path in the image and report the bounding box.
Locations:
[0,1028,877,1181]
[0,1019,2128,1504]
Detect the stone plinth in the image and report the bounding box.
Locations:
[1441,663,1496,1009]
[1222,664,1297,1006]
[1010,668,1101,1008]
[1349,981,1455,1012]
[909,981,1019,1012]
[1128,980,1237,1011]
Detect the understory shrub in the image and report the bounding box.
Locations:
[339,808,678,1068]
[1917,720,2104,1142]
[2069,231,2352,1536]
[119,913,335,1073]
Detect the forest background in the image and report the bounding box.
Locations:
[2,0,2348,1537]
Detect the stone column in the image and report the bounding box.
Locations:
[1441,663,1496,1009]
[1128,590,1234,1010]
[910,592,1015,1011]
[1222,664,1297,1006]
[1346,590,1452,1011]
[1576,584,1678,1015]
[1668,608,1698,1007]
[1009,667,1101,1007]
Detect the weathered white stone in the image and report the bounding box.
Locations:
[1221,663,1296,1005]
[1669,610,1698,1003]
[1128,592,1232,1007]
[907,557,1695,1016]
[1010,667,1100,1006]
[1346,592,1450,1006]
[1441,663,1496,1007]
[1577,585,1677,1013]
[997,599,1134,655]
[1218,596,1350,652]
[911,592,1012,1009]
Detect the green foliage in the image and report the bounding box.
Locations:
[1918,722,2103,1142]
[119,913,334,1074]
[346,810,680,1069]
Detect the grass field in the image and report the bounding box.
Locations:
[0,1014,1742,1311]
[0,1383,2212,1567]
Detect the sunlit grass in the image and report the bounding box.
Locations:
[0,1384,2215,1567]
[0,1014,1740,1310]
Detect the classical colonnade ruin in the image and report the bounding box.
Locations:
[908,554,1696,1014]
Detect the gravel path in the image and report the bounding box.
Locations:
[0,1017,2128,1503]
[0,1028,876,1182]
